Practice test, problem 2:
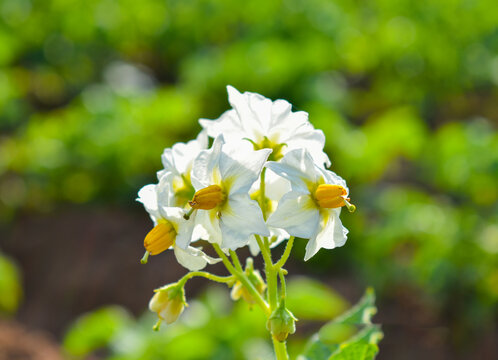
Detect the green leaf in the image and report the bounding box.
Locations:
[63,306,132,356]
[329,343,379,360]
[297,335,335,360]
[298,288,383,360]
[286,277,349,321]
[331,287,377,325]
[0,253,22,314]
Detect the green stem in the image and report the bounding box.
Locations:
[255,235,273,268]
[177,271,235,288]
[229,249,243,272]
[278,269,287,300]
[212,243,270,315]
[255,235,278,309]
[274,236,295,269]
[272,337,289,360]
[260,167,267,220]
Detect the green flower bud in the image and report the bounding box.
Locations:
[149,283,187,329]
[267,301,297,342]
[230,258,266,305]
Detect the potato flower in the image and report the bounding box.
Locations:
[137,176,220,270]
[157,131,208,207]
[266,149,355,260]
[200,85,330,166]
[187,135,271,250]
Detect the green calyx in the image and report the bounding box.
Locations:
[267,300,297,342]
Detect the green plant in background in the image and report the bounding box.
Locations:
[0,252,22,315]
[1,0,497,353]
[63,279,381,360]
[131,87,381,359]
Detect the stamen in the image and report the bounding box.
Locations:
[189,185,226,210]
[314,184,354,210]
[144,222,176,255]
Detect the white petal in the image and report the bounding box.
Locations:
[284,126,330,167]
[220,148,272,195]
[304,209,348,261]
[174,246,221,271]
[247,236,260,256]
[266,148,318,194]
[226,85,270,138]
[191,135,224,190]
[194,209,223,245]
[160,207,195,249]
[219,194,269,250]
[161,131,208,175]
[267,192,319,239]
[137,184,158,213]
[320,167,349,194]
[199,109,243,139]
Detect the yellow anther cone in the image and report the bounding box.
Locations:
[314,184,349,209]
[189,185,226,210]
[144,222,176,255]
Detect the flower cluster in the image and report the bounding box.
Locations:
[138,86,355,342]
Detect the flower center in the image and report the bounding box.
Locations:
[189,185,226,210]
[144,222,176,255]
[314,184,355,212]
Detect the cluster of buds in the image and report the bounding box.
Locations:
[138,86,355,347]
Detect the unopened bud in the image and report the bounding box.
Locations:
[149,283,187,329]
[230,258,266,305]
[267,301,297,342]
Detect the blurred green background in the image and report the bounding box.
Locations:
[0,0,497,359]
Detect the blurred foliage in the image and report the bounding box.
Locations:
[300,287,382,360]
[63,280,380,360]
[0,252,22,315]
[63,306,133,357]
[0,0,497,347]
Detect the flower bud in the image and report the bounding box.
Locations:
[230,258,266,305]
[267,301,297,342]
[189,185,226,210]
[149,283,187,329]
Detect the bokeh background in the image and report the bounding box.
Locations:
[0,0,497,359]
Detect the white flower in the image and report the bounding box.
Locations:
[199,85,330,166]
[266,149,355,260]
[189,135,271,250]
[157,131,208,207]
[137,177,220,271]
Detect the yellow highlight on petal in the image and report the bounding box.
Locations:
[314,184,349,209]
[189,185,226,210]
[144,222,176,255]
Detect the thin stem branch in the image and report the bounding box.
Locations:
[255,234,273,268]
[229,249,243,272]
[177,271,235,288]
[274,236,295,269]
[278,269,287,300]
[212,243,271,315]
